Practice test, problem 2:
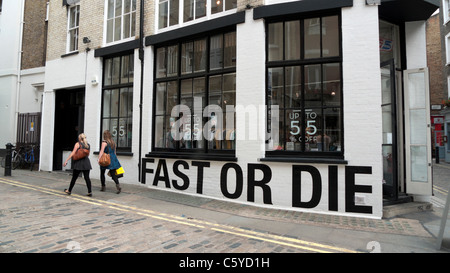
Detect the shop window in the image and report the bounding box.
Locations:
[266,14,343,158]
[102,53,134,151]
[67,5,80,53]
[106,0,136,43]
[153,31,236,155]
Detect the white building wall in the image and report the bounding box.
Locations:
[142,3,384,219]
[0,0,25,147]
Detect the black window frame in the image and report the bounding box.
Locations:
[265,10,345,160]
[151,28,237,159]
[101,51,135,153]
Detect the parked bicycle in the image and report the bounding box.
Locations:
[13,145,35,171]
[1,145,19,169]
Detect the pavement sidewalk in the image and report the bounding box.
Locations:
[1,163,449,253]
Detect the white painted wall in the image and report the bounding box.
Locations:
[0,0,24,147]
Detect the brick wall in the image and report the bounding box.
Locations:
[21,0,48,69]
[427,13,445,115]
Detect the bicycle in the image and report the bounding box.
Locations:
[11,145,35,171]
[1,145,20,169]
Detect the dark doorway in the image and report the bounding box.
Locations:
[53,88,85,170]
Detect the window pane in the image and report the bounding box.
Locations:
[108,0,115,19]
[305,108,321,152]
[285,109,302,151]
[159,2,168,29]
[111,89,119,117]
[181,79,193,110]
[103,90,111,117]
[304,18,321,59]
[69,29,78,52]
[111,57,121,85]
[119,88,130,117]
[121,55,129,83]
[223,73,236,151]
[182,42,193,74]
[224,32,236,68]
[115,0,122,16]
[124,0,131,13]
[167,45,178,77]
[104,58,113,86]
[323,63,340,106]
[223,73,236,108]
[124,14,131,38]
[322,16,339,57]
[210,35,223,70]
[155,116,166,148]
[267,111,284,151]
[285,21,300,60]
[102,119,111,139]
[110,118,119,144]
[285,66,301,108]
[209,75,222,106]
[106,19,114,43]
[304,64,322,108]
[69,7,77,28]
[268,22,283,61]
[225,0,237,10]
[193,77,205,146]
[196,0,206,19]
[211,0,223,14]
[131,12,136,37]
[166,81,178,116]
[169,0,179,26]
[323,107,341,152]
[118,118,128,147]
[156,83,166,115]
[114,17,122,41]
[194,39,206,72]
[156,47,167,78]
[268,67,284,108]
[184,0,194,22]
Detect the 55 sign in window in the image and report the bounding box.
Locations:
[102,54,134,150]
[266,14,343,157]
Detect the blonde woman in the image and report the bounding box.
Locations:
[98,130,122,194]
[63,133,93,196]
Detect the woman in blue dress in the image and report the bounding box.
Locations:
[97,130,122,194]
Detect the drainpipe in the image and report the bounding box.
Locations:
[14,0,26,144]
[138,0,145,182]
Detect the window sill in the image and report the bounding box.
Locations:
[61,51,79,58]
[259,157,348,165]
[93,151,133,156]
[145,152,237,162]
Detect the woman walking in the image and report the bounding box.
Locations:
[98,130,122,194]
[63,133,93,196]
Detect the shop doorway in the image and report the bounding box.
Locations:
[53,88,85,170]
[381,60,398,200]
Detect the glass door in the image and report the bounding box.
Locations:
[404,68,432,195]
[381,60,398,200]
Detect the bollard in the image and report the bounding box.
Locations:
[436,145,440,164]
[4,143,13,176]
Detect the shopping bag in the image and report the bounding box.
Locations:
[116,166,125,178]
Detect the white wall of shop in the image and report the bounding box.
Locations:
[142,4,384,219]
[40,50,142,187]
[0,0,24,147]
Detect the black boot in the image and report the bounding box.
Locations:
[116,183,121,194]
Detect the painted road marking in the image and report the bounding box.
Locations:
[0,177,358,253]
